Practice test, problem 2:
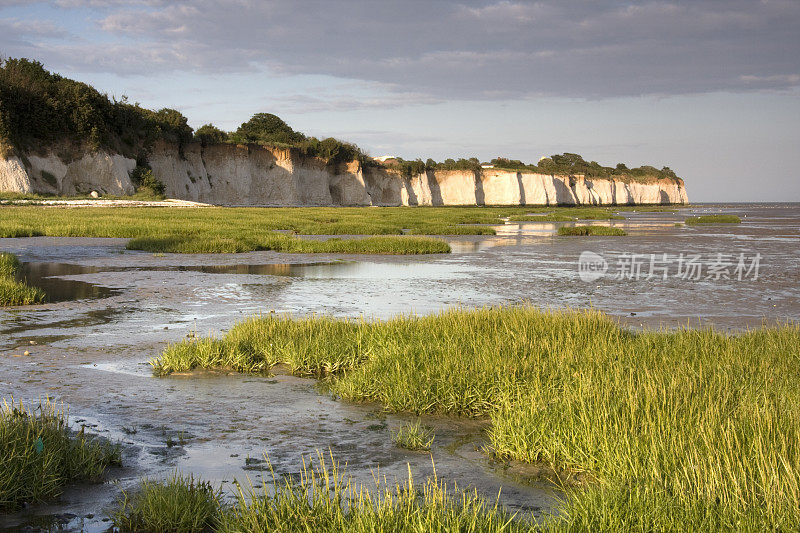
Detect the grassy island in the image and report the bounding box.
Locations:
[685,215,742,225]
[150,307,800,531]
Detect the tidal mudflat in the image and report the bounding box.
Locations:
[1,203,799,531]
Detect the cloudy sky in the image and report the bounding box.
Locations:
[1,0,799,201]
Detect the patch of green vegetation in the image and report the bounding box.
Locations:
[127,234,449,255]
[0,252,46,306]
[507,207,626,222]
[151,308,800,531]
[558,225,627,236]
[112,452,532,532]
[0,399,120,511]
[392,421,434,451]
[0,58,193,156]
[194,124,228,145]
[408,224,496,235]
[490,153,682,184]
[112,473,220,533]
[685,214,742,225]
[129,165,165,198]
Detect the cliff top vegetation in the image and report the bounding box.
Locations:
[0,57,681,182]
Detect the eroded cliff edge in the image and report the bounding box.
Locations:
[0,142,688,206]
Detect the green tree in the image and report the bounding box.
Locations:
[194,124,228,145]
[235,113,305,144]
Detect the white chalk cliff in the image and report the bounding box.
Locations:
[1,142,688,206]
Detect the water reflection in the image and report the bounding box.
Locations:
[19,263,117,302]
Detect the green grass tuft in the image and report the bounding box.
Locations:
[391,420,434,451]
[113,452,533,532]
[112,473,220,533]
[0,399,121,511]
[151,308,800,531]
[557,225,627,236]
[0,252,46,306]
[685,214,742,225]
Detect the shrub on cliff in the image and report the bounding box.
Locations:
[491,153,681,182]
[232,113,305,145]
[194,124,228,145]
[0,58,193,155]
[129,165,165,198]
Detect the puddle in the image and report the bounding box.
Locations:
[19,263,118,303]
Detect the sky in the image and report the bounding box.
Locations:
[1,0,799,202]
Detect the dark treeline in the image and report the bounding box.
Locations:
[490,154,680,181]
[0,58,366,167]
[0,58,680,182]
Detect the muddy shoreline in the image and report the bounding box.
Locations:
[2,203,798,531]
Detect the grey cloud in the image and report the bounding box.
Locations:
[5,0,800,99]
[0,17,70,44]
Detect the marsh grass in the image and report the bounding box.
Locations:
[112,473,220,533]
[152,308,800,531]
[127,234,450,255]
[557,225,627,236]
[1,206,636,254]
[392,421,434,451]
[508,208,625,222]
[0,252,46,306]
[0,399,121,511]
[114,452,532,532]
[685,214,742,225]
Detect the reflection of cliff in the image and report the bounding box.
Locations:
[1,142,687,206]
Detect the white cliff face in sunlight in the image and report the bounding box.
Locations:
[1,143,687,206]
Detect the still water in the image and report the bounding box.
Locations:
[0,203,798,531]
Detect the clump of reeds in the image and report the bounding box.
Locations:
[0,398,120,511]
[557,225,627,236]
[391,420,434,451]
[685,214,741,224]
[0,252,45,306]
[112,473,220,533]
[111,452,533,532]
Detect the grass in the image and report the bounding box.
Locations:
[685,214,742,225]
[0,206,636,254]
[0,252,46,306]
[113,452,533,533]
[112,473,220,533]
[391,421,435,451]
[557,225,627,236]
[507,207,626,222]
[0,399,121,511]
[151,307,800,531]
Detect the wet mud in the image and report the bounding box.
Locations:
[1,203,798,531]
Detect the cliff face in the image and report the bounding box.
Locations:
[1,142,688,205]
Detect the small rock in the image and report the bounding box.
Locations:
[29,340,36,345]
[23,350,30,356]
[90,190,99,198]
